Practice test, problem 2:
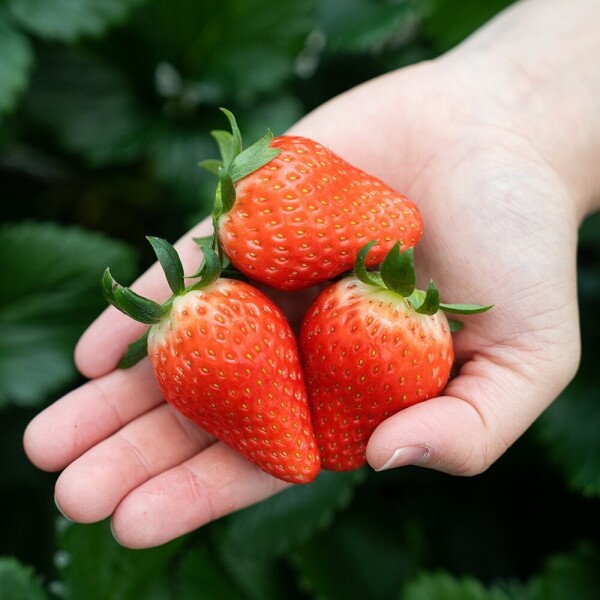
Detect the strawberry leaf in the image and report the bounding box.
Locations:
[57,520,185,600]
[380,243,416,297]
[354,240,384,287]
[0,222,135,407]
[210,129,236,170]
[215,469,366,598]
[118,329,149,369]
[147,236,185,296]
[198,158,223,176]
[439,302,493,315]
[412,281,440,315]
[102,268,167,325]
[0,557,48,600]
[229,130,281,182]
[218,107,243,163]
[219,170,237,214]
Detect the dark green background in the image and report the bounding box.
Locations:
[2,1,600,598]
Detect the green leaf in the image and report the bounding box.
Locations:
[291,490,420,600]
[102,268,167,325]
[24,46,150,167]
[57,520,185,600]
[177,545,242,600]
[413,281,440,315]
[0,222,136,408]
[199,159,223,176]
[0,557,48,600]
[402,571,516,600]
[216,469,366,597]
[320,0,415,54]
[0,15,34,117]
[7,0,145,42]
[535,372,600,497]
[218,170,237,214]
[147,236,185,295]
[229,130,280,182]
[217,108,243,165]
[380,243,416,297]
[118,329,149,369]
[354,241,384,287]
[148,126,216,210]
[439,302,493,315]
[526,543,600,600]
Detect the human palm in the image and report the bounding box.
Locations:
[24,56,583,548]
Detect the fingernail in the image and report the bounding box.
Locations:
[375,446,430,472]
[54,495,73,522]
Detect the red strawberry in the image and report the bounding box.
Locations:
[102,237,320,484]
[202,109,423,291]
[299,241,491,471]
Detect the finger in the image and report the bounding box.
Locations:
[54,403,215,523]
[75,218,214,379]
[365,349,578,476]
[111,442,289,549]
[23,360,163,472]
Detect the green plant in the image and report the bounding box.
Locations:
[4,1,600,599]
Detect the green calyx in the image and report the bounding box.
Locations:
[101,237,222,367]
[200,108,281,228]
[354,241,492,329]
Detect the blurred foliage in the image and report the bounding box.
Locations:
[2,0,600,598]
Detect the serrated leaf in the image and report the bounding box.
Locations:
[291,497,419,600]
[218,469,366,563]
[0,557,48,600]
[402,571,517,600]
[57,520,185,600]
[24,46,150,168]
[216,469,366,598]
[0,16,34,117]
[8,0,145,42]
[0,222,136,408]
[134,0,314,101]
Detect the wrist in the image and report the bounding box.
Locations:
[439,0,600,220]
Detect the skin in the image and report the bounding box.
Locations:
[23,0,600,548]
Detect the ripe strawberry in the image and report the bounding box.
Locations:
[299,241,491,471]
[102,237,320,484]
[202,109,423,291]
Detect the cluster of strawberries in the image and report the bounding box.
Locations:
[103,110,490,484]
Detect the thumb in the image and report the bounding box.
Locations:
[365,354,576,476]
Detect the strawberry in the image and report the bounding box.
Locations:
[202,109,423,291]
[299,241,491,471]
[102,237,320,484]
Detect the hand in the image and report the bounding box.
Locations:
[24,0,600,548]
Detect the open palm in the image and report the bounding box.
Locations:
[24,48,584,548]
